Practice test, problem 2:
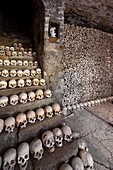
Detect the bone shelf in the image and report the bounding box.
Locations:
[0,85,46,96]
[0,75,42,81]
[0,56,34,61]
[0,98,55,118]
[0,66,37,70]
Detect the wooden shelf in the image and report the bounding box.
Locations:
[0,65,37,70]
[0,75,42,81]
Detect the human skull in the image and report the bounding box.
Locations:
[13,42,17,49]
[25,79,32,86]
[44,106,53,118]
[71,157,84,170]
[10,47,15,52]
[59,163,73,170]
[4,60,10,66]
[0,119,4,133]
[0,59,3,66]
[28,48,33,52]
[17,142,29,169]
[26,110,36,124]
[32,78,39,86]
[18,51,23,56]
[27,51,32,57]
[77,138,88,152]
[39,79,45,86]
[23,51,28,57]
[2,70,9,77]
[20,47,24,52]
[0,96,8,107]
[42,130,55,153]
[36,108,45,121]
[79,150,94,170]
[10,70,16,77]
[0,45,5,51]
[23,60,28,66]
[3,148,16,170]
[17,70,23,77]
[32,52,36,57]
[16,113,27,128]
[6,50,11,56]
[31,70,36,76]
[28,61,33,66]
[44,89,52,98]
[30,139,44,160]
[52,128,63,147]
[0,50,5,56]
[10,60,16,66]
[23,69,30,76]
[5,46,10,51]
[18,43,22,48]
[17,60,23,66]
[19,93,27,104]
[35,89,44,100]
[0,80,7,89]
[61,124,73,142]
[17,79,25,88]
[9,79,16,88]
[4,117,15,133]
[11,51,17,56]
[52,103,61,115]
[10,94,19,105]
[34,61,38,66]
[36,68,41,74]
[28,92,35,102]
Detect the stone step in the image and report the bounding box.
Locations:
[0,65,37,70]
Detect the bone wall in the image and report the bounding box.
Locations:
[55,24,113,107]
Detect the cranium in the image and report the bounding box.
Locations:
[5,46,10,51]
[16,113,27,128]
[31,70,36,76]
[23,52,28,57]
[13,42,17,49]
[10,60,16,66]
[10,94,19,105]
[35,89,44,100]
[32,78,39,86]
[11,51,17,56]
[17,70,23,77]
[28,61,33,66]
[52,103,61,115]
[0,59,3,66]
[4,60,10,66]
[42,130,55,153]
[10,70,16,77]
[32,52,36,58]
[0,45,5,51]
[44,89,52,98]
[36,108,45,121]
[71,157,84,170]
[9,79,16,88]
[0,50,5,56]
[23,60,28,66]
[25,79,32,86]
[59,163,73,170]
[0,80,7,89]
[3,148,16,170]
[39,79,45,86]
[6,50,11,56]
[19,92,27,104]
[23,69,30,76]
[52,128,63,147]
[20,47,24,52]
[4,117,15,133]
[10,46,15,52]
[44,105,53,118]
[2,70,9,77]
[18,43,22,48]
[17,142,29,170]
[77,138,88,152]
[17,60,22,66]
[0,119,4,133]
[27,51,32,57]
[36,68,41,75]
[30,139,44,160]
[34,60,38,66]
[61,124,73,142]
[28,48,32,52]
[0,96,8,107]
[28,92,35,102]
[26,110,36,124]
[18,51,23,56]
[17,79,25,88]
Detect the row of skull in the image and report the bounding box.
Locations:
[0,68,42,77]
[0,59,38,67]
[0,89,52,107]
[0,78,44,89]
[0,124,79,170]
[0,103,61,133]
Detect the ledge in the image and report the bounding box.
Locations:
[0,75,42,81]
[0,66,37,70]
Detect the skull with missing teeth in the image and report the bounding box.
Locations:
[44,105,53,118]
[16,113,27,129]
[35,89,44,100]
[52,128,63,147]
[0,96,8,107]
[26,111,36,124]
[61,124,73,142]
[4,117,15,133]
[17,79,25,88]
[10,94,19,105]
[52,103,61,115]
[36,108,45,121]
[19,92,27,104]
[28,92,35,102]
[9,80,17,89]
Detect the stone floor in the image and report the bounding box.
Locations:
[64,101,113,170]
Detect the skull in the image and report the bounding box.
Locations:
[27,51,32,57]
[20,47,24,52]
[59,163,73,170]
[10,60,16,66]
[28,48,32,52]
[36,68,41,74]
[16,113,27,128]
[17,70,23,77]
[79,150,94,170]
[23,52,28,57]
[52,103,61,115]
[44,89,52,98]
[71,157,84,170]
[18,51,23,56]
[25,79,32,86]
[0,45,5,51]
[11,51,17,56]
[26,110,36,123]
[5,46,10,51]
[39,79,45,86]
[23,60,28,66]
[0,59,3,66]
[35,89,44,100]
[31,70,36,76]
[32,52,36,57]
[2,70,9,77]
[28,92,35,102]
[52,128,63,147]
[13,42,17,49]
[61,124,73,142]
[77,138,89,152]
[17,142,29,170]
[42,130,55,153]
[18,43,22,48]
[28,61,33,66]
[34,61,38,66]
[17,79,25,88]
[23,69,30,76]
[3,148,16,170]
[4,60,10,66]
[10,94,19,105]
[17,60,23,66]
[0,119,4,133]
[10,70,16,77]
[0,96,8,107]
[4,117,15,133]
[32,78,39,86]
[0,81,7,89]
[0,50,5,56]
[19,93,27,104]
[9,79,16,89]
[6,50,11,56]
[10,47,15,52]
[36,108,45,121]
[30,139,44,160]
[44,106,53,118]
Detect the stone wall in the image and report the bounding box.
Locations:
[55,24,113,107]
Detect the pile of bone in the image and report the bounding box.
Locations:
[0,89,52,107]
[0,124,79,170]
[59,138,94,170]
[0,43,36,57]
[0,78,45,89]
[0,103,61,133]
[0,59,38,66]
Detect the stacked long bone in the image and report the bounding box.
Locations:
[0,123,79,170]
[0,103,61,134]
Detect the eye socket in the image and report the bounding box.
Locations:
[25,154,28,159]
[11,160,15,164]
